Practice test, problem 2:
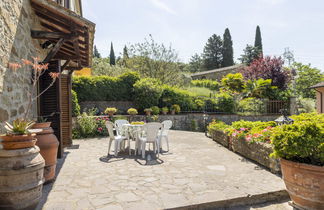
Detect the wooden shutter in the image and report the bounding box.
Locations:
[60,74,72,147]
[39,60,63,158]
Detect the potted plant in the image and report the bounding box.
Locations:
[127,108,138,115]
[170,104,181,115]
[144,108,153,116]
[105,107,118,117]
[271,115,324,209]
[1,58,59,148]
[161,107,169,115]
[151,106,160,115]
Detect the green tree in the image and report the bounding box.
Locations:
[254,25,263,54]
[109,42,116,66]
[93,45,101,58]
[221,73,245,93]
[239,44,262,65]
[222,28,234,67]
[92,57,129,76]
[292,62,324,98]
[202,34,223,70]
[128,35,182,85]
[188,53,203,73]
[123,45,129,59]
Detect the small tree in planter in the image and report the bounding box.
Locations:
[161,107,169,115]
[105,107,118,117]
[271,114,324,209]
[144,108,153,116]
[151,106,160,115]
[127,108,138,122]
[170,104,180,115]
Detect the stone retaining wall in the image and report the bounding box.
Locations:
[79,101,135,114]
[0,0,47,131]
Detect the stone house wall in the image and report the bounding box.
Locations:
[0,0,48,132]
[315,87,324,113]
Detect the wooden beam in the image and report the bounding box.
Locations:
[61,59,71,70]
[31,30,77,40]
[43,38,65,63]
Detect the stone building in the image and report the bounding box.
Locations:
[0,0,95,157]
[191,64,244,81]
[310,82,324,113]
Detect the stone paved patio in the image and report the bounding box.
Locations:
[37,130,289,210]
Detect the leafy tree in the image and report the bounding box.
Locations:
[109,42,116,65]
[254,25,263,54]
[292,62,324,98]
[222,28,234,67]
[123,45,129,59]
[244,78,276,98]
[202,34,223,70]
[239,44,262,65]
[221,73,245,93]
[92,57,129,76]
[128,35,182,85]
[188,53,203,73]
[240,56,292,90]
[93,45,101,58]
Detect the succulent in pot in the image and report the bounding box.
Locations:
[270,114,324,210]
[161,107,169,115]
[105,107,118,117]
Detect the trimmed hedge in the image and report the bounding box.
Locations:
[73,71,140,102]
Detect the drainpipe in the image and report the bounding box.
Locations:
[314,89,323,113]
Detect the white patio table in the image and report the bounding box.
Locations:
[120,123,145,154]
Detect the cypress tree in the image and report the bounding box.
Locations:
[222,28,234,67]
[123,45,129,59]
[109,42,116,65]
[93,45,101,58]
[202,34,223,70]
[254,25,263,55]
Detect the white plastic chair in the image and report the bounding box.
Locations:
[105,121,129,156]
[138,122,162,159]
[160,120,172,151]
[114,119,129,136]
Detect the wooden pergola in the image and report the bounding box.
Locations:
[30,0,95,157]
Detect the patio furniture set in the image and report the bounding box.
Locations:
[105,120,172,159]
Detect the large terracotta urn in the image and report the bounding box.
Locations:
[0,146,45,209]
[32,122,59,183]
[280,158,324,210]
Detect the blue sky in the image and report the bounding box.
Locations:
[83,0,324,70]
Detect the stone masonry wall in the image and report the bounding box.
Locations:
[0,0,47,132]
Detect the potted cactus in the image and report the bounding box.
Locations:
[271,114,324,209]
[105,107,118,117]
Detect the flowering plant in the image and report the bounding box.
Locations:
[4,57,59,135]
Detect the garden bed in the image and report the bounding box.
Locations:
[210,129,229,148]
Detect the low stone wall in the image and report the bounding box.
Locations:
[79,101,135,114]
[231,138,281,174]
[210,129,229,148]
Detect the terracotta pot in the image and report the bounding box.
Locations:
[162,111,168,115]
[32,123,59,183]
[145,111,152,116]
[0,134,37,150]
[280,158,324,210]
[171,110,176,115]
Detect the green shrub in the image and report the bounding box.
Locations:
[204,98,217,112]
[133,78,163,110]
[72,71,139,102]
[237,97,266,115]
[75,112,97,138]
[208,120,231,132]
[194,99,205,111]
[271,119,324,166]
[151,106,160,115]
[72,90,80,117]
[191,79,219,91]
[159,85,196,111]
[297,98,316,113]
[161,107,169,113]
[171,104,181,113]
[221,73,245,93]
[215,92,235,113]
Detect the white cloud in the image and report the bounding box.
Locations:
[149,0,177,15]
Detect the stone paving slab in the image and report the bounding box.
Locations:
[38,131,287,210]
